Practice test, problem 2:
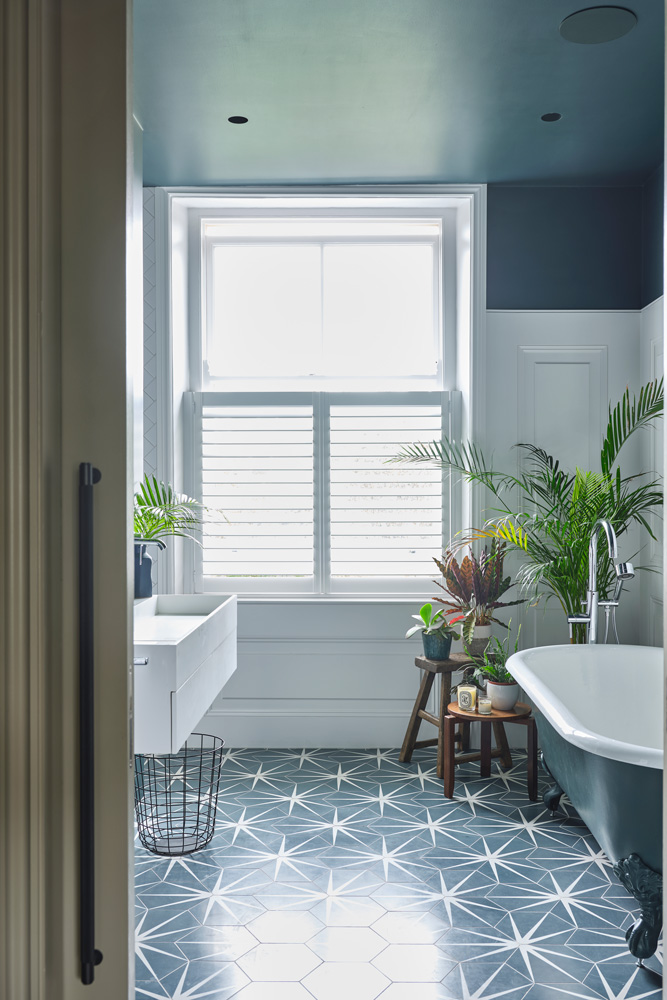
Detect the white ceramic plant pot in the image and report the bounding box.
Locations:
[465,624,492,661]
[485,679,520,712]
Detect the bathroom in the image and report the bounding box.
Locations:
[0,2,665,999]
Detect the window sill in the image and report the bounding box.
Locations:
[235,595,429,605]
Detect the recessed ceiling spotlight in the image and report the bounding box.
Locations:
[228,115,248,124]
[541,112,562,122]
[560,6,637,44]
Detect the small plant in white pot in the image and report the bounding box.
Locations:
[473,622,522,712]
[406,603,461,661]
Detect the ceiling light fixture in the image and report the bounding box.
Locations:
[559,6,637,44]
[228,115,248,124]
[541,112,562,122]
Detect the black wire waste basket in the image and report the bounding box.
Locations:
[134,734,224,856]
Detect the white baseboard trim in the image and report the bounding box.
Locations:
[201,702,529,750]
[206,707,411,719]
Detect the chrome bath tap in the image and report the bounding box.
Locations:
[567,520,634,644]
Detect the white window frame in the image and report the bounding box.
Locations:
[152,186,487,597]
[185,389,460,597]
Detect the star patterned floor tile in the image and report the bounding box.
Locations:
[134,748,661,999]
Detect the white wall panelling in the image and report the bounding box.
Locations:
[640,296,664,642]
[518,346,607,473]
[485,311,642,651]
[200,601,467,747]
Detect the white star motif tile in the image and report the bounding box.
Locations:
[135,747,661,999]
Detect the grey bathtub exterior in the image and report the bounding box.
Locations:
[537,710,662,870]
[536,709,663,961]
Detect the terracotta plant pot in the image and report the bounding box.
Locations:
[486,679,519,712]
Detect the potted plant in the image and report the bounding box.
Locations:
[133,474,217,599]
[405,602,461,660]
[473,622,522,711]
[432,541,523,660]
[394,380,664,641]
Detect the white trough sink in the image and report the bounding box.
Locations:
[133,594,237,755]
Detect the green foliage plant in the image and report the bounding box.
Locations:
[405,602,461,641]
[433,540,523,646]
[393,380,664,641]
[134,474,217,544]
[472,622,521,685]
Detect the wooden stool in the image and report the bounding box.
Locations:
[443,701,538,801]
[399,653,473,779]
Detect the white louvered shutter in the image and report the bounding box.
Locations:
[328,402,446,591]
[200,401,315,592]
[194,393,449,594]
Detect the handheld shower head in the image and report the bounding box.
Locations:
[613,562,635,601]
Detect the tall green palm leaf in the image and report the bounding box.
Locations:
[134,475,221,543]
[393,379,664,636]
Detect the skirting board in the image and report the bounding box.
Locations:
[200,702,530,750]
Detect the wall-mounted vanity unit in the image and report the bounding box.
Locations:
[133,594,237,754]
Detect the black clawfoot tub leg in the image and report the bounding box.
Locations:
[613,854,663,964]
[543,783,564,813]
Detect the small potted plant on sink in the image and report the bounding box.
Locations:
[473,622,522,711]
[433,541,524,660]
[133,474,219,599]
[405,602,461,661]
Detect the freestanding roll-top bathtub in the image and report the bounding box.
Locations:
[508,644,663,964]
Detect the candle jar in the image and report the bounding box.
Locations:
[457,685,477,712]
[478,696,492,715]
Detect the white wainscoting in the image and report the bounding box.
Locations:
[198,600,472,748]
[485,310,642,650]
[640,297,664,643]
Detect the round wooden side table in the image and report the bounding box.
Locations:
[443,701,538,801]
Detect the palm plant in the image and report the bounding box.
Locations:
[134,474,213,543]
[392,380,664,639]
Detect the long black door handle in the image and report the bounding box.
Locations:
[79,463,103,985]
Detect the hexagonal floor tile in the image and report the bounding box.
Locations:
[379,985,457,1000]
[248,909,324,943]
[372,910,450,944]
[303,961,391,1000]
[307,926,387,962]
[237,943,321,981]
[157,958,249,998]
[372,943,455,982]
[232,984,316,1000]
[175,924,258,961]
[310,895,386,927]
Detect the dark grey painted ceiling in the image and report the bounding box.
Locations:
[134,0,664,187]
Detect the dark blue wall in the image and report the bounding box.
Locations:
[642,164,664,307]
[487,185,645,310]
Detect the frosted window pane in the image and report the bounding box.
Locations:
[209,246,321,377]
[323,245,435,377]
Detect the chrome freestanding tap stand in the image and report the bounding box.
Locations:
[567,519,634,643]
